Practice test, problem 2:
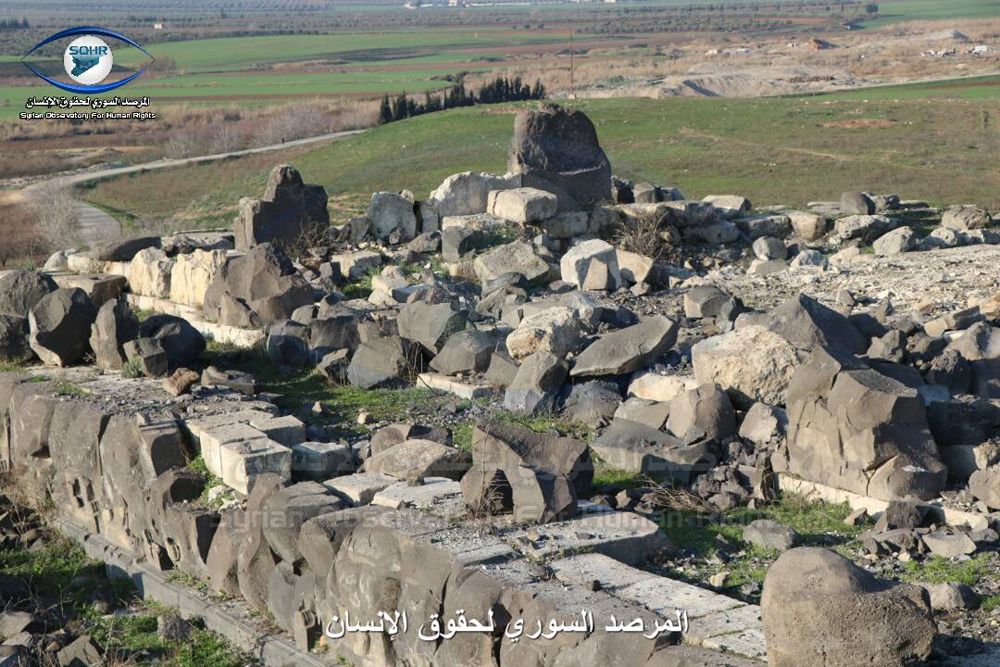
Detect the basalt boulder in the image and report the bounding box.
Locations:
[203,243,313,328]
[508,103,612,210]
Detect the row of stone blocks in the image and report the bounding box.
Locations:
[0,371,764,665]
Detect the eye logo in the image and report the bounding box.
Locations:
[23,26,154,94]
[65,36,113,85]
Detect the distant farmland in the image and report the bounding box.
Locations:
[0,28,575,120]
[84,91,1000,232]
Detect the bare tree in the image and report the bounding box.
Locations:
[25,183,80,252]
[208,122,246,154]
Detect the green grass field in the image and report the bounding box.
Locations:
[0,28,564,120]
[84,89,1000,230]
[863,0,1000,25]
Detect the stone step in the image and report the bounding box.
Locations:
[504,511,670,565]
[550,554,766,661]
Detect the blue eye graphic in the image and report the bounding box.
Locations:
[22,26,154,94]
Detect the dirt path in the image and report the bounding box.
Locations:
[17,129,364,248]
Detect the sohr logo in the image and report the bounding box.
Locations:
[23,26,154,94]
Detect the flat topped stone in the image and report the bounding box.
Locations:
[416,373,493,400]
[371,477,463,510]
[505,510,670,565]
[323,472,397,505]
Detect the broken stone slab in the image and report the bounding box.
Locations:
[733,213,792,240]
[371,476,463,510]
[506,510,670,565]
[738,402,788,447]
[416,373,492,400]
[362,438,471,481]
[290,441,355,481]
[787,210,829,241]
[129,247,174,299]
[488,187,558,223]
[840,191,876,215]
[571,315,678,378]
[51,273,127,309]
[763,293,867,354]
[614,397,671,430]
[89,297,139,371]
[873,225,917,255]
[322,472,397,505]
[784,359,948,502]
[473,240,550,285]
[942,204,992,230]
[921,531,977,559]
[702,194,751,217]
[470,421,593,495]
[328,250,381,282]
[201,366,259,396]
[169,249,228,308]
[203,243,313,328]
[835,214,898,242]
[559,239,622,291]
[591,418,716,484]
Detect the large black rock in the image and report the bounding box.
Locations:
[507,103,612,210]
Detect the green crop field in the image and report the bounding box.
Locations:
[84,91,1000,232]
[0,28,566,120]
[807,74,1000,101]
[112,30,564,73]
[863,0,1000,25]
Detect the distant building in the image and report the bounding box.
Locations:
[153,22,163,30]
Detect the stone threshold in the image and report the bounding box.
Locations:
[127,293,265,348]
[550,553,766,661]
[777,475,991,531]
[54,519,336,667]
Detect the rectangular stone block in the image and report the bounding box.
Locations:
[196,422,271,479]
[291,441,355,480]
[371,477,463,510]
[249,415,306,447]
[506,511,670,565]
[218,438,291,495]
[323,472,396,505]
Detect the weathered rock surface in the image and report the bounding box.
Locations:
[28,288,97,366]
[233,164,329,251]
[762,547,935,667]
[508,103,612,210]
[572,315,678,377]
[203,243,313,328]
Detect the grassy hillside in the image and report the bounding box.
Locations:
[84,92,1000,231]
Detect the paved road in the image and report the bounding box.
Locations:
[19,128,364,248]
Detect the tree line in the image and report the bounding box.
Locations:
[0,18,29,31]
[377,76,546,125]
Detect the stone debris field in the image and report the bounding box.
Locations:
[0,102,998,666]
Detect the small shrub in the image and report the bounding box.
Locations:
[121,358,145,379]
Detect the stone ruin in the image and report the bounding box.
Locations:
[1,101,999,666]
